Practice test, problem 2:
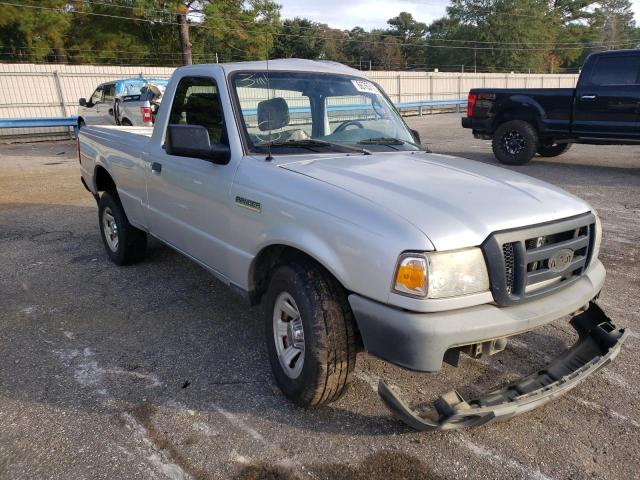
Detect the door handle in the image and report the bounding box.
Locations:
[580,95,597,101]
[151,162,162,174]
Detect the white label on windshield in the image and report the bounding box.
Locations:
[351,79,379,95]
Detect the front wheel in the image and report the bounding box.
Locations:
[492,120,538,165]
[264,261,357,407]
[537,143,571,157]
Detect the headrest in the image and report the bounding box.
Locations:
[186,93,218,109]
[257,97,289,131]
[185,93,220,124]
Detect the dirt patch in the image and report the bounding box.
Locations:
[128,403,212,480]
[234,451,441,480]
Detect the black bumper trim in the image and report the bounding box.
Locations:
[378,302,627,431]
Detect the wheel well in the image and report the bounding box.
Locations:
[250,244,363,350]
[249,245,343,305]
[94,166,116,192]
[494,108,540,131]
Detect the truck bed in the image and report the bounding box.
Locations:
[84,125,154,138]
[465,87,576,136]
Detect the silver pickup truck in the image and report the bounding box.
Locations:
[78,59,626,431]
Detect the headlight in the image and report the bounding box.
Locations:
[393,248,490,299]
[591,213,602,265]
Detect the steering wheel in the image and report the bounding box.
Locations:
[333,120,365,133]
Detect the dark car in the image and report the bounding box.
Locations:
[462,49,640,164]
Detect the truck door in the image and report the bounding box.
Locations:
[80,85,105,125]
[144,75,234,278]
[102,83,117,124]
[573,52,640,139]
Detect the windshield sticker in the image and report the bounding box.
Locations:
[351,79,379,95]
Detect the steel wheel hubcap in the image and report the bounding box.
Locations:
[273,292,305,379]
[502,130,526,155]
[102,207,119,252]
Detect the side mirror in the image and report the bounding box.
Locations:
[108,108,114,116]
[166,124,231,164]
[79,98,87,107]
[410,129,421,144]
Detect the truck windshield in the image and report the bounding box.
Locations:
[231,71,421,154]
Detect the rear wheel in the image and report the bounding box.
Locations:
[98,191,147,265]
[121,118,132,126]
[264,261,357,407]
[537,143,571,157]
[492,120,538,165]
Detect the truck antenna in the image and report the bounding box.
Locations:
[265,26,273,161]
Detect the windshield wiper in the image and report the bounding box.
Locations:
[358,137,424,150]
[264,138,371,155]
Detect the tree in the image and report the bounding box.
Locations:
[0,0,70,62]
[591,0,636,49]
[387,12,428,67]
[373,34,404,69]
[272,18,326,59]
[201,0,280,62]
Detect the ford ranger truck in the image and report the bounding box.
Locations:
[463,49,640,165]
[78,59,627,431]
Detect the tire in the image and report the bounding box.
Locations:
[537,143,571,158]
[121,118,132,126]
[98,191,147,265]
[492,120,538,165]
[264,261,357,407]
[78,118,86,129]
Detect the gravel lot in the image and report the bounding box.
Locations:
[1,113,638,480]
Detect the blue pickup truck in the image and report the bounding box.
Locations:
[463,49,640,164]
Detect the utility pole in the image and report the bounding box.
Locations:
[178,3,193,66]
[474,46,477,73]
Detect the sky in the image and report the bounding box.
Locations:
[277,0,640,31]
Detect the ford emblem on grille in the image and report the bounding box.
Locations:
[548,248,574,273]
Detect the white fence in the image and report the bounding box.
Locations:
[0,63,579,142]
[0,64,173,141]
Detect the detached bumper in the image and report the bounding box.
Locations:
[348,261,606,372]
[378,302,627,430]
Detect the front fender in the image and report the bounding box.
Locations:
[252,222,355,294]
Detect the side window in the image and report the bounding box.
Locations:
[90,86,104,105]
[168,76,226,144]
[588,55,640,86]
[103,83,116,102]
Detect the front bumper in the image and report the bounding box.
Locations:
[378,302,627,430]
[348,260,606,372]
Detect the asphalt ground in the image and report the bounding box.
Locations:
[1,114,639,480]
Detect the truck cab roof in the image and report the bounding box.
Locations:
[176,58,366,77]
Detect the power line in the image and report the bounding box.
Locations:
[3,1,639,52]
[66,0,640,47]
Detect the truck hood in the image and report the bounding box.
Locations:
[279,152,592,250]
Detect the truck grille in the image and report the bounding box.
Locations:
[502,242,515,294]
[483,213,596,306]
